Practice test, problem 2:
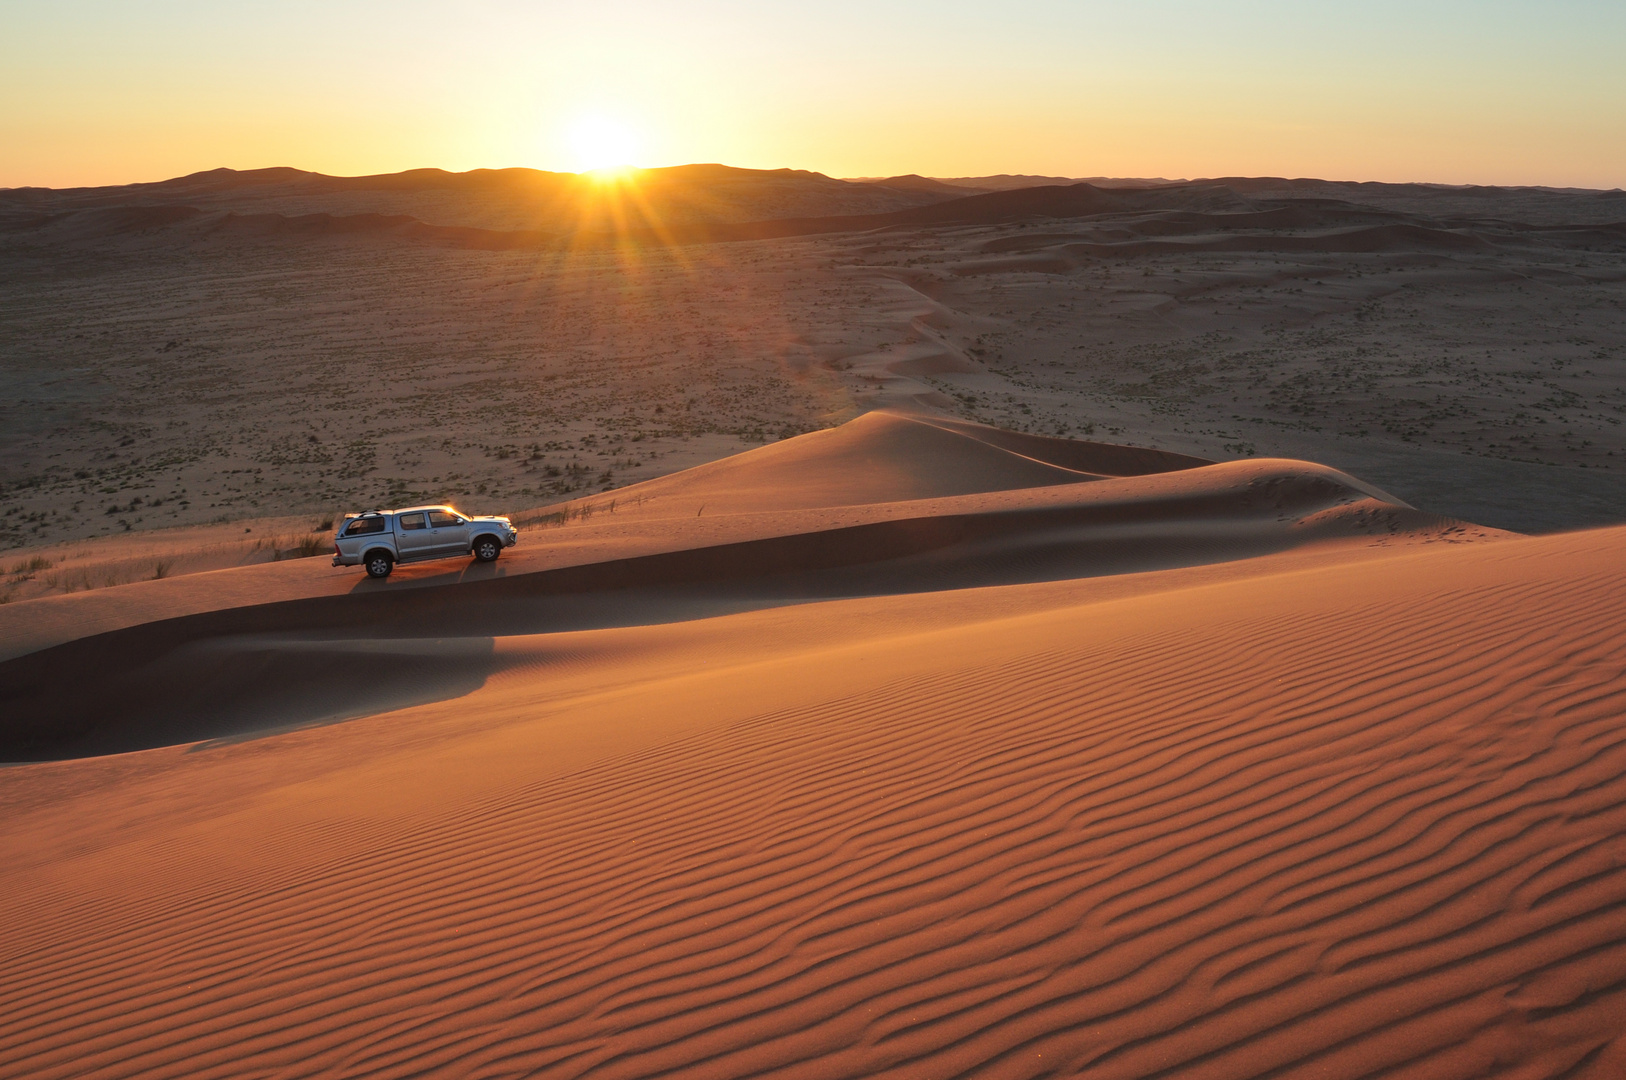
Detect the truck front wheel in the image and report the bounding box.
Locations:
[473,536,501,563]
[365,551,394,579]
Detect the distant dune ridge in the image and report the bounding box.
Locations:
[1,163,961,238]
[5,162,1623,253]
[9,411,1626,1077]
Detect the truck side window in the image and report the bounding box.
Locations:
[344,517,385,536]
[428,510,462,528]
[398,512,428,531]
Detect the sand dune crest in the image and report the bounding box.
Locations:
[591,410,1209,516]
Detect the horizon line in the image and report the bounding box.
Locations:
[6,163,1624,196]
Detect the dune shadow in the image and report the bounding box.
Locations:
[0,633,496,761]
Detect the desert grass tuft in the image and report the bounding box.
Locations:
[8,555,53,578]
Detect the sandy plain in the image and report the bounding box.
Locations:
[2,167,1626,1078]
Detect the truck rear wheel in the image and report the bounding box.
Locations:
[473,536,501,563]
[365,551,394,579]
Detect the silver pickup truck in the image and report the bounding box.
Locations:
[332,505,518,578]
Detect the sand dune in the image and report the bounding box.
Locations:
[0,411,1483,758]
[0,411,1376,659]
[580,411,1207,515]
[0,164,964,237]
[1,424,1622,1074]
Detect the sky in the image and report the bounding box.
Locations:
[2,0,1624,189]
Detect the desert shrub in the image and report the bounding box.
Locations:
[45,568,109,594]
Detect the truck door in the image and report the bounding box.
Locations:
[395,512,435,560]
[427,509,471,557]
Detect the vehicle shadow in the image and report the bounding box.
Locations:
[345,559,507,594]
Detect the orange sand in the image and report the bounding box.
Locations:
[3,413,1623,1078]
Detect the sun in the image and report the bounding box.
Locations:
[564,114,643,177]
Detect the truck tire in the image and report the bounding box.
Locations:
[364,550,394,579]
[473,535,501,563]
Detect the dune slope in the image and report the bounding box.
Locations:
[1,526,1625,1077]
[3,414,1619,1079]
[581,410,1209,515]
